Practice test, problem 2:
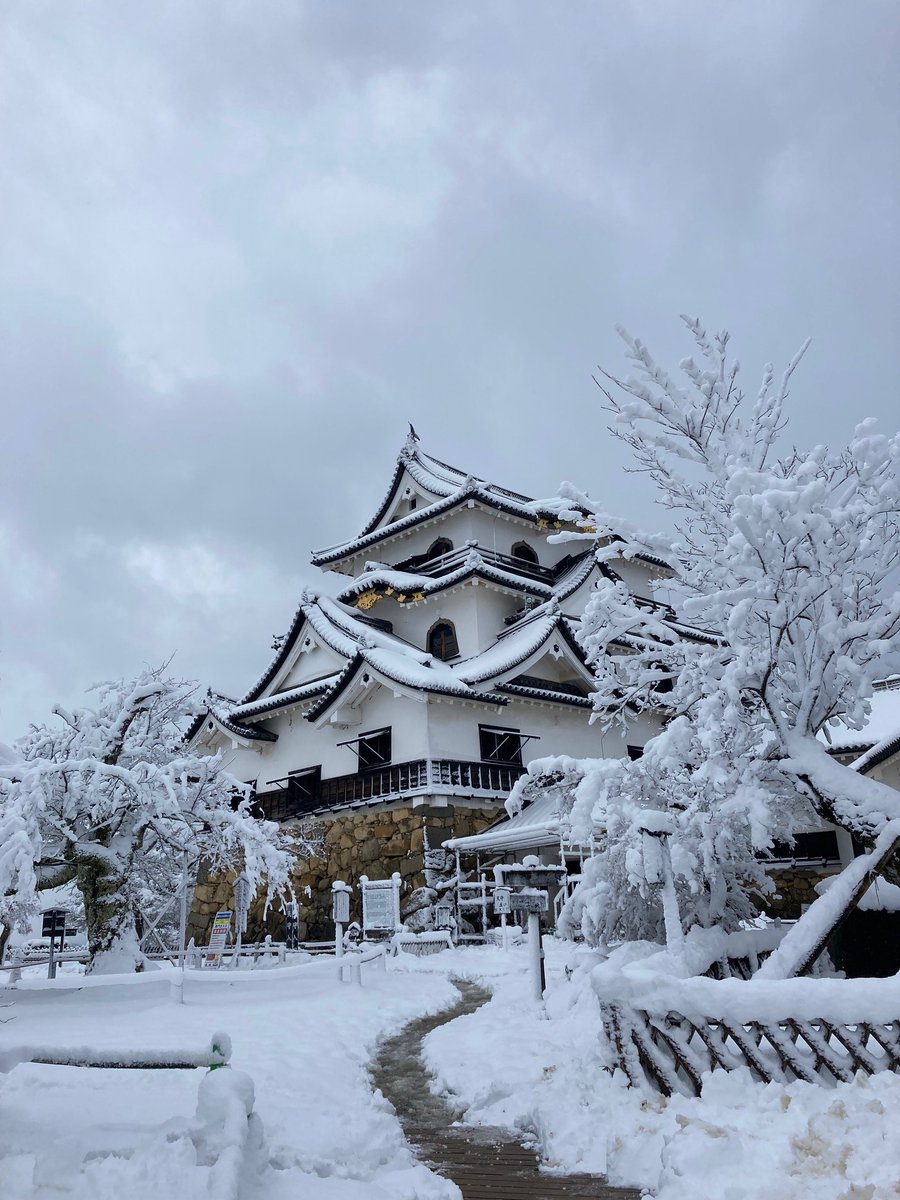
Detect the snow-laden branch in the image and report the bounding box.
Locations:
[1,666,305,972]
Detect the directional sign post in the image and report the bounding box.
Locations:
[42,909,68,980]
[509,889,548,1002]
[493,886,511,951]
[332,880,353,977]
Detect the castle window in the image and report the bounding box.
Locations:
[356,728,392,770]
[479,725,523,766]
[427,537,453,560]
[428,620,459,661]
[511,541,539,566]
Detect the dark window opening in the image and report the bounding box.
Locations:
[408,496,417,511]
[428,620,459,660]
[287,766,321,809]
[626,745,644,761]
[511,541,539,566]
[770,830,840,863]
[427,537,453,559]
[356,727,392,770]
[479,725,523,766]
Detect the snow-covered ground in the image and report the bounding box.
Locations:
[421,941,900,1199]
[0,956,461,1200]
[3,942,900,1199]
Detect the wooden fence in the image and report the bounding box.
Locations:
[601,1002,900,1096]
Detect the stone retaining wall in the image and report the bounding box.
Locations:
[765,863,842,919]
[188,803,495,945]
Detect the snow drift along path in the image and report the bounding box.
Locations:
[0,958,462,1200]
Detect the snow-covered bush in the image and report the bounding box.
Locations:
[0,668,303,973]
[534,319,900,960]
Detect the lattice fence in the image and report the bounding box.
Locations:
[601,1002,900,1097]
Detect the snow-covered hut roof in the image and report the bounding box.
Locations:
[444,792,578,854]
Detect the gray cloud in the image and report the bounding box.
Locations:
[3,1,898,738]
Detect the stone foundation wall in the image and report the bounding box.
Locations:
[188,804,495,945]
[765,864,842,919]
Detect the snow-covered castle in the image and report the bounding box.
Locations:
[188,431,667,938]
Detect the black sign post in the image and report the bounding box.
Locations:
[42,908,67,980]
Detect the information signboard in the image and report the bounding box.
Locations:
[205,910,232,966]
[509,890,548,913]
[493,886,511,916]
[360,875,401,933]
[332,887,350,925]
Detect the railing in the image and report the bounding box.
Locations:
[255,758,525,820]
[393,545,556,585]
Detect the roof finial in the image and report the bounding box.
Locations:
[407,421,419,443]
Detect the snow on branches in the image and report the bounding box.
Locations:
[532,318,900,957]
[0,668,303,973]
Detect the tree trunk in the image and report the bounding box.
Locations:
[76,847,143,973]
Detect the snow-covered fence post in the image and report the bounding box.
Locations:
[639,814,686,970]
[7,947,24,986]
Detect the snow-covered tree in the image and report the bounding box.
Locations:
[536,319,900,968]
[0,668,304,973]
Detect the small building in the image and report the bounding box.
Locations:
[187,430,669,939]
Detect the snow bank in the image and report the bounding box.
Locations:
[422,942,900,1198]
[1,957,462,1199]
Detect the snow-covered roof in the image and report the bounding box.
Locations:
[336,547,597,611]
[444,791,581,854]
[231,676,341,720]
[360,432,535,535]
[336,551,551,606]
[311,434,561,569]
[819,680,900,757]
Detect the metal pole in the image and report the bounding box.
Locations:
[178,850,189,970]
[47,928,56,980]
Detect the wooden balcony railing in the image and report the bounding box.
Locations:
[253,758,525,822]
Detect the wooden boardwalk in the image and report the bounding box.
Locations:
[370,979,642,1200]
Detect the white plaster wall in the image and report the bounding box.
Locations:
[606,555,661,601]
[279,642,345,690]
[423,696,658,765]
[369,583,525,659]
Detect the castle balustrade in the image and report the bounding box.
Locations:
[253,758,526,821]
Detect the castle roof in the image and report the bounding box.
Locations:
[311,433,562,569]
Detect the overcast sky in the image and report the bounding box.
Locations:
[2,1,898,739]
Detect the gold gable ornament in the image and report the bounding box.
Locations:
[355,589,380,611]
